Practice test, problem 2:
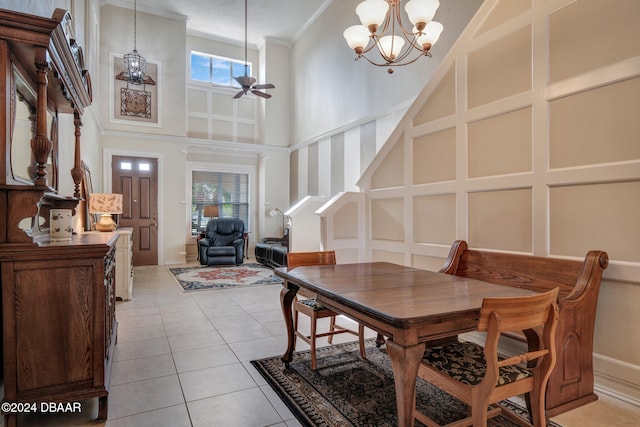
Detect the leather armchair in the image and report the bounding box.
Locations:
[198,218,245,266]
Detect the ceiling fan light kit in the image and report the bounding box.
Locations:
[344,0,444,73]
[233,0,275,99]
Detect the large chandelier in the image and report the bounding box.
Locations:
[123,0,147,84]
[343,0,444,73]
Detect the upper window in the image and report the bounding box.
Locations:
[190,51,250,88]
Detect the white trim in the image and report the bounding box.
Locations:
[186,161,257,240]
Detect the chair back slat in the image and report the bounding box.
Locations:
[287,251,336,269]
[477,287,559,333]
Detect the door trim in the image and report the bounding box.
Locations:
[104,148,165,265]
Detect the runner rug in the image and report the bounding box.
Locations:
[251,339,563,427]
[169,263,282,291]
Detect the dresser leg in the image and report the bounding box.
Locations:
[5,414,16,427]
[97,396,108,422]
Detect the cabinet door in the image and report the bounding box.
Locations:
[8,259,100,393]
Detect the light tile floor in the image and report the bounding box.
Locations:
[11,261,640,427]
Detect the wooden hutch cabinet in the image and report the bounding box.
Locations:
[0,8,117,426]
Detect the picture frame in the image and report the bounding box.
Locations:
[81,161,97,231]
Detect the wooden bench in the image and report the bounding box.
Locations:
[439,240,609,417]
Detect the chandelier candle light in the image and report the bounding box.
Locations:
[123,0,146,84]
[343,0,444,73]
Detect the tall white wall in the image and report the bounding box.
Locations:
[290,0,483,145]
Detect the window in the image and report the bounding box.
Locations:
[191,170,249,235]
[190,51,250,88]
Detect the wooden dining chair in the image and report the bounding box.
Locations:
[288,251,366,370]
[413,288,560,427]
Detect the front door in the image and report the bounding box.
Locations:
[112,155,158,266]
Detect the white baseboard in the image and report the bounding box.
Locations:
[593,353,640,407]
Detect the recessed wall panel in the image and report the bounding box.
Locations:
[549,0,640,83]
[211,93,233,116]
[468,188,532,252]
[187,117,208,139]
[372,135,404,190]
[371,198,404,241]
[468,107,532,177]
[308,143,318,196]
[237,97,255,119]
[413,194,456,244]
[550,77,640,168]
[333,202,358,239]
[550,181,640,262]
[412,254,447,272]
[331,133,345,196]
[360,121,377,172]
[468,26,531,108]
[290,150,299,203]
[371,249,405,265]
[236,123,254,144]
[187,88,207,113]
[412,128,456,185]
[414,67,455,125]
[211,119,232,141]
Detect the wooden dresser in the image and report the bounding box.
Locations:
[0,8,112,426]
[0,233,118,424]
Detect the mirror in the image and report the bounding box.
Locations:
[10,66,58,188]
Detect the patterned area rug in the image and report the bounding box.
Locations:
[169,263,282,291]
[252,339,562,427]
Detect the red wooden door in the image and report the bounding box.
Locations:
[112,155,158,265]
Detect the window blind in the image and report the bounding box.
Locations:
[192,170,248,234]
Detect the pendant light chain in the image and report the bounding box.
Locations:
[244,0,249,76]
[133,0,137,51]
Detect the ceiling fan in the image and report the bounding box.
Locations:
[233,0,275,99]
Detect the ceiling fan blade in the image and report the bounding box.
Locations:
[251,90,271,99]
[233,90,245,99]
[252,83,275,90]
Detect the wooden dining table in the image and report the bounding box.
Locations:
[275,262,538,427]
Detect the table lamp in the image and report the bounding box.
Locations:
[204,205,219,219]
[89,193,123,232]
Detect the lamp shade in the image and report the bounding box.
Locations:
[204,205,219,218]
[344,25,371,51]
[378,35,405,60]
[416,21,444,49]
[89,193,123,214]
[405,0,440,26]
[356,0,389,30]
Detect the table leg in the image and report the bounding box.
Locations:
[386,339,425,427]
[280,285,298,366]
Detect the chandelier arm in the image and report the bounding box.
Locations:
[394,0,417,35]
[392,37,427,63]
[358,47,431,67]
[359,36,382,56]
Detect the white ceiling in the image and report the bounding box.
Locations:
[113,0,332,47]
